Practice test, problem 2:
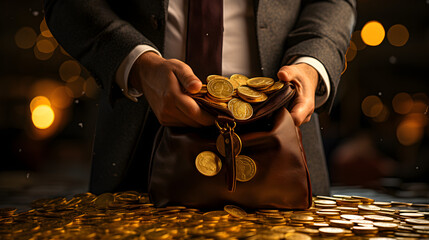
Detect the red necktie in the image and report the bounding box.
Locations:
[186,0,223,82]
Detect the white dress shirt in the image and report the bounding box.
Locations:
[116,0,330,108]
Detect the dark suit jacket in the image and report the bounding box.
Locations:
[44,0,356,196]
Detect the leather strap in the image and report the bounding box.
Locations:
[222,128,236,192]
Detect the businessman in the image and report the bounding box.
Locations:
[44,0,356,196]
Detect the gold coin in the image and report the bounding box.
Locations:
[405,218,429,225]
[195,151,222,177]
[247,77,274,89]
[271,226,296,234]
[364,215,394,222]
[261,81,285,94]
[373,222,398,230]
[329,219,354,228]
[358,204,381,212]
[237,86,263,99]
[352,226,379,234]
[224,205,247,218]
[207,79,234,99]
[236,155,257,182]
[216,132,242,157]
[207,74,228,82]
[94,192,114,209]
[230,74,248,86]
[205,93,232,103]
[228,78,240,89]
[228,98,253,120]
[194,96,228,110]
[242,93,268,103]
[284,232,312,240]
[319,227,346,236]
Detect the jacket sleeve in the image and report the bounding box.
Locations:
[43,0,159,99]
[282,0,357,111]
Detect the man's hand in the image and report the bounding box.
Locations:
[129,52,215,127]
[278,63,319,126]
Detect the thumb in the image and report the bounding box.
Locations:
[277,66,294,83]
[175,63,202,94]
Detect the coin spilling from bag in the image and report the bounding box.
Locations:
[188,74,284,120]
[195,150,257,182]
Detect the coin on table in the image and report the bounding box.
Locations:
[318,227,345,237]
[284,232,312,240]
[405,218,429,225]
[352,226,379,234]
[358,204,381,212]
[228,98,253,120]
[373,222,398,231]
[341,214,365,221]
[230,74,249,86]
[364,215,394,222]
[314,200,337,205]
[94,192,114,209]
[329,219,354,228]
[216,132,242,157]
[224,205,247,218]
[400,212,425,218]
[207,78,234,99]
[195,151,222,177]
[236,155,257,182]
[237,86,263,100]
[247,77,274,89]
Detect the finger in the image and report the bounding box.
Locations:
[278,66,298,84]
[175,93,215,126]
[168,73,215,127]
[173,61,202,94]
[289,97,314,126]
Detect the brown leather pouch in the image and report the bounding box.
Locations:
[148,84,312,209]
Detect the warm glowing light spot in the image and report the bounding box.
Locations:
[32,105,55,129]
[66,76,85,97]
[351,31,366,51]
[412,100,428,113]
[361,95,383,118]
[397,118,424,146]
[361,21,385,46]
[59,60,81,82]
[33,44,54,61]
[40,18,53,38]
[387,24,409,47]
[50,86,73,109]
[84,77,100,98]
[392,92,413,115]
[36,39,55,53]
[30,96,51,112]
[15,27,37,49]
[373,105,390,123]
[346,41,357,62]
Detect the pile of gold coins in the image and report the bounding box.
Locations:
[1,192,428,239]
[189,74,285,121]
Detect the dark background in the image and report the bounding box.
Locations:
[1,0,428,209]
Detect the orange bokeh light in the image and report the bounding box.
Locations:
[361,21,385,46]
[32,105,55,129]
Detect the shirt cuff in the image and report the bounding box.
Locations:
[115,45,162,102]
[292,56,331,108]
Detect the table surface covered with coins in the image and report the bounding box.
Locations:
[1,192,429,239]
